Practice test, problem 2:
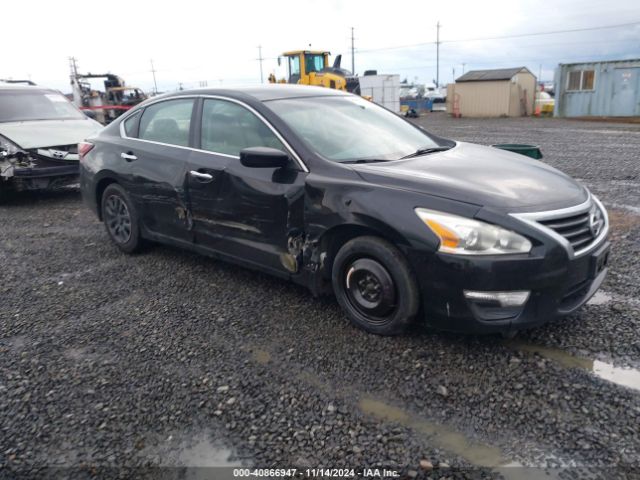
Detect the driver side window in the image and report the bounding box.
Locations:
[200,99,286,157]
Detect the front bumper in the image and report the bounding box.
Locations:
[404,239,610,334]
[13,164,78,179]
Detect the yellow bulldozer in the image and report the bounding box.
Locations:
[268,50,360,94]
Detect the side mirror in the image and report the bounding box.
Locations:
[240,147,290,168]
[277,56,282,67]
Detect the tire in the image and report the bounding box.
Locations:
[0,182,16,203]
[101,183,142,253]
[332,236,419,335]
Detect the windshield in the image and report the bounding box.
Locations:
[0,90,86,122]
[305,54,325,74]
[266,96,439,162]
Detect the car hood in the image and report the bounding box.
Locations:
[351,142,588,211]
[0,118,102,149]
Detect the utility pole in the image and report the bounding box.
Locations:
[436,21,441,88]
[69,56,79,81]
[68,57,80,106]
[462,63,466,74]
[257,45,264,84]
[351,27,355,74]
[150,59,158,94]
[538,64,542,82]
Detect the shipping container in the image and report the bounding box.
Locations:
[554,59,640,117]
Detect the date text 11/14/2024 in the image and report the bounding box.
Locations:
[232,468,400,478]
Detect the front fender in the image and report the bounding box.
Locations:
[304,177,481,252]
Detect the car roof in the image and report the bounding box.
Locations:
[0,83,54,93]
[160,84,351,102]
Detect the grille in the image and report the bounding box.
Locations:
[538,210,596,252]
[511,196,608,258]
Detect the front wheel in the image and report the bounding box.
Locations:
[332,236,419,335]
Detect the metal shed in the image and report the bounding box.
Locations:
[447,67,536,117]
[554,59,640,117]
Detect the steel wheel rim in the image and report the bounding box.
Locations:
[104,194,132,244]
[344,258,397,323]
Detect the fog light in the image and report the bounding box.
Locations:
[463,290,530,308]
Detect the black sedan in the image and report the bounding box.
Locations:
[79,86,610,336]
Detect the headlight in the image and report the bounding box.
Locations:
[0,134,23,158]
[589,193,607,238]
[415,208,532,255]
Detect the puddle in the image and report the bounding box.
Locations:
[1,335,28,352]
[294,365,556,476]
[174,435,240,467]
[251,348,271,364]
[591,362,640,391]
[608,207,640,230]
[586,290,612,306]
[359,398,506,467]
[610,203,640,215]
[507,342,640,392]
[140,431,242,480]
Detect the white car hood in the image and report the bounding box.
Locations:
[0,118,102,149]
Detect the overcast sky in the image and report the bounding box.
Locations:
[3,0,639,93]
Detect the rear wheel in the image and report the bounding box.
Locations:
[332,236,419,335]
[101,183,142,253]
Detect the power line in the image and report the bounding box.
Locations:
[382,50,635,73]
[447,20,640,43]
[356,20,640,53]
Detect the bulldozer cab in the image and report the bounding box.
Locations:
[282,51,329,84]
[278,50,346,91]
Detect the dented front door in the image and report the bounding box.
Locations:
[187,97,307,275]
[188,149,306,275]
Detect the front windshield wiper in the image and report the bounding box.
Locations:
[340,159,391,164]
[399,146,452,160]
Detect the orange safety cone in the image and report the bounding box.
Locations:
[534,103,541,117]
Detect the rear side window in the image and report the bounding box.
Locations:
[139,99,194,147]
[123,111,141,137]
[200,99,285,156]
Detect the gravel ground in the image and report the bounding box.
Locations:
[1,116,639,479]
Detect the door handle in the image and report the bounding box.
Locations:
[120,152,137,161]
[189,170,214,182]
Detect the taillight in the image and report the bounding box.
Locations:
[78,142,95,161]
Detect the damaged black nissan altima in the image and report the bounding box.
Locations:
[80,85,610,336]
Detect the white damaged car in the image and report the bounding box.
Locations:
[0,83,102,194]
